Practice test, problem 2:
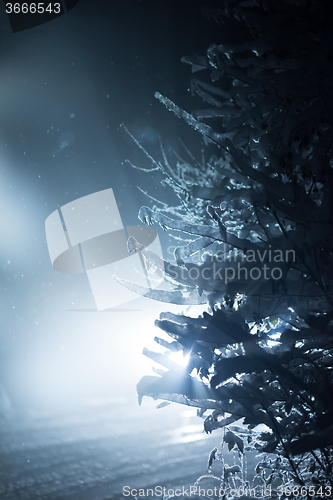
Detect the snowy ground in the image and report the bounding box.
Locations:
[0,397,256,500]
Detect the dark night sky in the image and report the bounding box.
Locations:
[0,0,232,414]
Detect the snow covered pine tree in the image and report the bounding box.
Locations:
[120,0,333,494]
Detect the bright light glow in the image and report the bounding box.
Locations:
[168,424,207,444]
[169,350,189,367]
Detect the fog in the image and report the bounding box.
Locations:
[0,0,223,417]
[0,5,257,498]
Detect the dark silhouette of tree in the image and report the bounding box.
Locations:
[121,0,333,492]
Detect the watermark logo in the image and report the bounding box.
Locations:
[45,188,163,310]
[165,245,295,285]
[122,484,273,497]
